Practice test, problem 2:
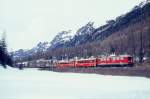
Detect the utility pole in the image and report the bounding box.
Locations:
[139,31,144,63]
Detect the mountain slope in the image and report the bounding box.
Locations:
[13,0,150,61]
[49,30,72,50]
[68,22,95,46]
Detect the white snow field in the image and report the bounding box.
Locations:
[0,66,150,99]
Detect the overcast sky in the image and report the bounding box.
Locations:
[0,0,142,51]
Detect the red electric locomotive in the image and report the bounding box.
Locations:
[96,55,133,67]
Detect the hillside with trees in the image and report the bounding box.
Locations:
[13,1,150,65]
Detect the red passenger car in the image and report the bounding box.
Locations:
[75,59,96,67]
[56,60,75,68]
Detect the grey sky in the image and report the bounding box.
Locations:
[0,0,142,51]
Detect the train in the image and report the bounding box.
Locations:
[56,55,134,68]
[16,55,134,68]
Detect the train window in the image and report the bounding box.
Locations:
[77,60,94,63]
[103,58,106,61]
[112,57,116,60]
[120,57,124,60]
[107,58,110,61]
[61,63,68,64]
[116,57,118,60]
[78,61,86,63]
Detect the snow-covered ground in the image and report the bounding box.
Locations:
[0,66,150,99]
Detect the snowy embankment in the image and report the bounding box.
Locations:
[0,66,150,99]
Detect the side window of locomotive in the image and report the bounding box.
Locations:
[120,57,124,60]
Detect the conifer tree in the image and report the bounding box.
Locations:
[0,32,13,68]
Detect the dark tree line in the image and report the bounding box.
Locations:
[0,33,13,68]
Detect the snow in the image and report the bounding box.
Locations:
[76,22,95,36]
[0,66,150,99]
